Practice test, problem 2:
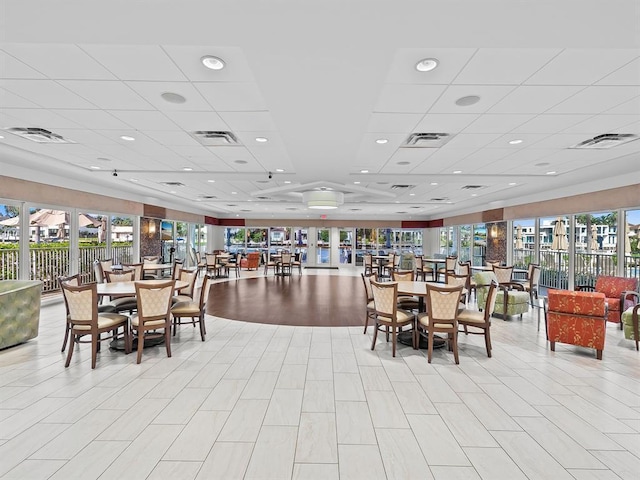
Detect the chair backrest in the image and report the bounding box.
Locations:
[483,281,499,319]
[492,265,513,284]
[281,252,292,265]
[99,258,113,273]
[59,273,80,288]
[178,268,198,298]
[447,272,470,292]
[425,283,463,325]
[364,254,373,268]
[595,276,638,298]
[458,261,471,276]
[392,270,414,282]
[445,256,458,272]
[361,273,374,301]
[122,263,143,281]
[370,280,399,321]
[172,259,184,279]
[93,260,104,283]
[246,252,260,268]
[61,282,98,326]
[415,256,424,270]
[104,270,134,283]
[142,256,160,264]
[205,253,217,267]
[135,280,175,323]
[529,264,541,289]
[198,274,210,311]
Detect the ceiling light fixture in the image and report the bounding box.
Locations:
[161,92,186,104]
[415,58,439,72]
[430,182,438,186]
[201,55,225,70]
[284,180,291,184]
[455,95,480,107]
[90,166,101,170]
[546,171,556,175]
[453,170,462,174]
[353,181,361,184]
[360,169,369,173]
[182,167,193,171]
[303,190,344,210]
[120,135,135,141]
[255,137,268,143]
[509,182,517,186]
[207,179,215,183]
[509,139,523,145]
[275,168,285,172]
[375,138,388,144]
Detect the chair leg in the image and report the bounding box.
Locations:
[452,330,459,364]
[165,326,172,358]
[363,312,369,334]
[136,329,144,364]
[391,326,397,357]
[371,321,379,351]
[485,328,492,357]
[61,323,70,352]
[91,335,99,369]
[427,330,434,363]
[64,333,75,367]
[199,314,206,341]
[550,340,556,352]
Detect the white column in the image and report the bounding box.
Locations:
[69,208,79,275]
[19,203,30,280]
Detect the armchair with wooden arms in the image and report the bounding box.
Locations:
[473,270,530,320]
[575,276,639,329]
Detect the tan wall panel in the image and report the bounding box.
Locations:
[444,212,483,226]
[247,219,403,228]
[164,209,204,223]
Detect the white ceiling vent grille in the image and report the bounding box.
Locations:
[190,130,240,146]
[461,185,486,190]
[391,184,415,190]
[7,127,74,144]
[570,133,638,149]
[402,132,451,148]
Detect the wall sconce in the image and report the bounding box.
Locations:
[490,224,498,238]
[147,219,156,236]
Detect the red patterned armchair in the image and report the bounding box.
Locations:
[547,289,607,360]
[576,276,639,328]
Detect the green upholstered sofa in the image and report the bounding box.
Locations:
[0,280,42,349]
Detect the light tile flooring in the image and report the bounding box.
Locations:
[1,269,639,479]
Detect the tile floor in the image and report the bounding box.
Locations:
[1,269,639,479]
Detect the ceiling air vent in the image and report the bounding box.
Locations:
[570,133,638,149]
[190,130,240,146]
[161,182,185,187]
[461,185,486,190]
[7,127,74,144]
[199,195,217,199]
[391,184,415,190]
[402,132,451,148]
[430,197,449,202]
[256,196,271,200]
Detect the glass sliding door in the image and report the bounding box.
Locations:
[339,228,353,264]
[472,224,486,266]
[293,228,308,265]
[317,228,330,264]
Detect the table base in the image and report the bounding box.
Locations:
[110,337,165,351]
[397,331,445,349]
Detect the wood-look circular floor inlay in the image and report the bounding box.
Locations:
[206,275,364,327]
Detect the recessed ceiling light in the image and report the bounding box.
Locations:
[453,170,462,174]
[415,58,439,72]
[430,182,438,186]
[535,162,550,167]
[455,95,481,107]
[120,135,135,141]
[231,191,237,194]
[161,92,186,104]
[275,168,285,172]
[471,193,478,197]
[360,169,369,174]
[207,179,215,183]
[170,190,176,194]
[509,139,523,145]
[546,171,556,175]
[409,193,415,196]
[353,181,361,184]
[201,55,225,70]
[182,167,193,171]
[0,135,5,139]
[397,161,411,166]
[509,182,517,186]
[89,166,101,170]
[375,138,388,144]
[130,178,138,182]
[234,160,248,164]
[284,180,291,184]
[255,137,268,143]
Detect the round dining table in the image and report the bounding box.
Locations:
[97,279,188,297]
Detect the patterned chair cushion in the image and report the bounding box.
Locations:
[594,276,638,323]
[474,271,498,307]
[621,306,639,341]
[495,290,529,316]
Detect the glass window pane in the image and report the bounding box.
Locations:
[0,203,20,280]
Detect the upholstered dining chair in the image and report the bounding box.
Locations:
[142,255,162,279]
[263,252,279,275]
[172,268,198,304]
[370,279,416,357]
[60,281,130,368]
[131,280,175,364]
[446,272,471,307]
[457,261,476,301]
[436,255,458,282]
[171,258,184,279]
[457,280,498,357]
[292,252,303,275]
[417,283,463,364]
[361,272,376,334]
[171,274,209,341]
[205,253,221,278]
[363,253,374,276]
[492,265,514,284]
[58,273,80,352]
[103,269,138,314]
[279,252,293,276]
[391,270,421,311]
[122,262,143,281]
[415,255,434,282]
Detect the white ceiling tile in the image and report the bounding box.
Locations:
[366,113,423,133]
[0,109,21,127]
[387,148,437,165]
[162,46,256,82]
[168,145,217,158]
[0,50,45,79]
[460,148,513,165]
[530,133,592,149]
[444,133,502,149]
[603,95,640,115]
[143,130,201,147]
[162,110,229,132]
[548,86,640,114]
[195,82,267,111]
[412,113,479,134]
[53,129,117,145]
[108,110,178,131]
[3,44,116,80]
[80,45,187,81]
[510,114,590,134]
[52,109,132,130]
[59,80,153,110]
[485,133,551,149]
[562,115,640,135]
[374,84,447,113]
[597,57,640,86]
[2,80,94,109]
[385,48,476,84]
[462,114,535,134]
[219,111,276,131]
[429,85,515,114]
[454,48,561,85]
[1,108,82,129]
[525,49,640,85]
[488,85,584,114]
[206,146,254,162]
[126,81,212,111]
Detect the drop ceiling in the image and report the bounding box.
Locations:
[1,1,639,220]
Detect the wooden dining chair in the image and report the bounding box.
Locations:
[170,274,210,341]
[172,268,198,304]
[131,280,175,364]
[370,279,416,357]
[457,280,498,357]
[417,283,463,364]
[103,269,138,314]
[60,282,130,368]
[58,273,81,352]
[122,262,143,281]
[492,265,514,284]
[391,270,421,311]
[361,272,376,334]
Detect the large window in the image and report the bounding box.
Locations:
[0,203,20,280]
[472,224,486,266]
[513,218,536,269]
[624,209,640,280]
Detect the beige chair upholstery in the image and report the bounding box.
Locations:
[122,262,143,281]
[172,268,198,304]
[446,272,471,307]
[363,253,374,276]
[61,282,130,368]
[131,280,175,364]
[279,252,293,276]
[458,280,498,357]
[361,273,376,334]
[171,259,184,280]
[103,270,138,314]
[292,252,303,275]
[58,274,80,352]
[417,283,463,364]
[415,256,434,282]
[205,253,221,278]
[458,261,476,301]
[370,280,416,357]
[263,252,278,275]
[492,265,514,284]
[391,270,421,311]
[437,256,458,282]
[171,275,209,341]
